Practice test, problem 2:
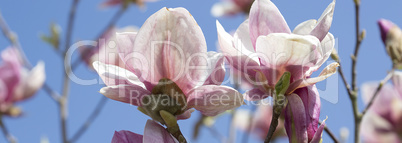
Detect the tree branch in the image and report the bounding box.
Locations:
[0,117,16,143]
[319,121,339,143]
[69,96,108,143]
[361,69,394,115]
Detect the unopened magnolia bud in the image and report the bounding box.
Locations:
[4,106,22,117]
[378,19,402,66]
[340,127,349,142]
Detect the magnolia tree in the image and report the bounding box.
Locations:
[0,0,400,143]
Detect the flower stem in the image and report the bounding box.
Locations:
[0,117,16,143]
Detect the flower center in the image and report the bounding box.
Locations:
[141,78,187,124]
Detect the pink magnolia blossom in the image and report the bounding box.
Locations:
[80,26,138,69]
[0,48,45,116]
[284,85,325,143]
[211,0,254,17]
[93,7,243,123]
[101,0,159,8]
[361,71,402,143]
[112,120,178,143]
[217,0,336,142]
[378,19,402,65]
[217,0,337,101]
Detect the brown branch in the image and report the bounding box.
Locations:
[362,69,394,115]
[0,117,16,143]
[320,121,340,143]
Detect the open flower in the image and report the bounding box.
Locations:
[94,7,243,124]
[0,48,45,116]
[112,120,178,143]
[378,19,402,67]
[217,0,337,101]
[211,0,254,17]
[361,71,402,143]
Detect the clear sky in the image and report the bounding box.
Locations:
[0,0,401,143]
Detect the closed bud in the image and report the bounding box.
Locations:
[378,19,402,67]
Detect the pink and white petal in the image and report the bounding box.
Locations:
[0,80,7,102]
[244,88,270,101]
[249,0,290,48]
[284,93,308,143]
[13,61,46,101]
[287,62,339,94]
[392,71,402,95]
[217,20,260,78]
[176,109,195,120]
[256,33,323,80]
[293,20,317,35]
[202,52,226,86]
[112,130,143,143]
[143,120,177,143]
[130,8,207,94]
[187,85,244,116]
[310,118,326,143]
[93,61,146,88]
[294,86,321,141]
[310,0,336,41]
[211,1,241,17]
[305,33,335,77]
[99,84,150,106]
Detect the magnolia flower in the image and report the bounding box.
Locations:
[112,120,178,143]
[378,19,402,66]
[94,7,243,124]
[80,26,138,69]
[0,48,45,116]
[284,85,326,143]
[211,0,254,17]
[217,0,337,101]
[101,0,159,8]
[232,103,286,140]
[361,71,402,143]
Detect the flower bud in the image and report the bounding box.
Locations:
[378,19,402,66]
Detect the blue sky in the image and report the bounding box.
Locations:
[0,0,401,143]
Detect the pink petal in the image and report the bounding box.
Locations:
[284,93,308,143]
[99,84,150,106]
[93,61,146,88]
[112,130,143,143]
[361,112,400,143]
[310,119,326,143]
[13,61,46,101]
[0,48,22,102]
[294,85,321,141]
[249,0,290,48]
[255,33,323,82]
[310,0,336,41]
[187,85,244,116]
[143,120,177,143]
[293,20,317,35]
[244,88,270,101]
[378,19,396,44]
[121,8,207,94]
[176,109,195,120]
[203,52,226,86]
[287,62,339,94]
[361,82,398,117]
[217,20,260,78]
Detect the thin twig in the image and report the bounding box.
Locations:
[319,121,340,143]
[350,1,364,142]
[361,69,394,115]
[60,0,80,143]
[69,96,108,143]
[0,117,16,143]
